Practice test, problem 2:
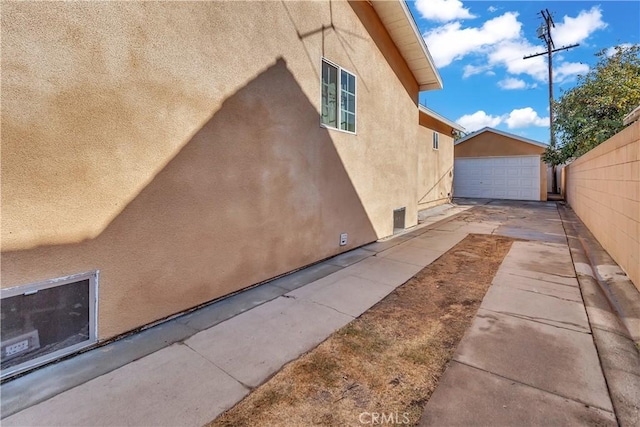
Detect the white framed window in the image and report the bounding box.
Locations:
[1,271,98,379]
[433,132,439,150]
[321,58,356,133]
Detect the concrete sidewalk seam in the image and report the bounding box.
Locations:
[499,264,578,280]
[350,273,402,289]
[499,271,579,288]
[298,298,357,319]
[181,342,253,391]
[494,285,584,303]
[479,308,593,335]
[591,325,638,341]
[452,360,615,414]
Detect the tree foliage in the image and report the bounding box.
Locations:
[544,44,640,166]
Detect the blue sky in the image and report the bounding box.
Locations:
[408,0,640,143]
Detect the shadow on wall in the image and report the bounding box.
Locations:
[1,58,378,339]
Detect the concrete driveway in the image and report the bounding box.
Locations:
[3,199,638,426]
[418,200,638,427]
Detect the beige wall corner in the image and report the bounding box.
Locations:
[417,112,455,210]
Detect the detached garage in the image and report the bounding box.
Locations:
[453,127,548,201]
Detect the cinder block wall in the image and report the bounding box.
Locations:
[565,121,640,291]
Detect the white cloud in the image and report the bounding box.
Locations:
[424,12,521,67]
[488,39,547,81]
[498,77,526,90]
[422,6,607,85]
[457,107,549,131]
[606,43,634,57]
[553,7,607,46]
[463,64,490,78]
[488,6,498,13]
[415,0,475,23]
[505,108,548,129]
[456,111,503,132]
[555,62,589,82]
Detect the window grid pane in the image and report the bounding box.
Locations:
[345,112,356,132]
[321,61,338,128]
[340,70,355,132]
[324,61,356,133]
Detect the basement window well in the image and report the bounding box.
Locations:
[1,271,98,379]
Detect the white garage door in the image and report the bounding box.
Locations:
[454,156,540,201]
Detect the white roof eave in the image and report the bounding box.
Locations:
[371,0,443,92]
[418,104,465,132]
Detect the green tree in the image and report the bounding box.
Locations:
[544,44,640,165]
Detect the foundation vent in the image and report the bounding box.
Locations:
[1,271,98,379]
[393,207,406,234]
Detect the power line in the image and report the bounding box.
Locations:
[523,44,580,60]
[523,8,579,148]
[523,8,579,194]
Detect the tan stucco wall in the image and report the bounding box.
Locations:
[454,131,547,201]
[417,113,454,209]
[565,122,640,291]
[455,132,545,157]
[1,1,423,339]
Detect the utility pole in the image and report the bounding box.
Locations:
[524,9,579,194]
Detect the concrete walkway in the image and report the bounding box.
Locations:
[419,201,639,427]
[419,240,616,426]
[2,200,637,426]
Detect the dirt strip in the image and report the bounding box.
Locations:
[209,234,514,427]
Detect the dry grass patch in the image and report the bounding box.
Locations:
[209,234,514,427]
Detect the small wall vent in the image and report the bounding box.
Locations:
[393,207,406,234]
[1,271,98,379]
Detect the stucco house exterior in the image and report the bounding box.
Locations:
[418,105,466,210]
[1,0,456,376]
[453,127,548,201]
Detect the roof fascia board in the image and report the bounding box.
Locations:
[370,0,443,91]
[455,127,547,148]
[397,0,443,91]
[418,105,465,132]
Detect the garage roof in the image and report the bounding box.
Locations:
[371,0,442,91]
[455,127,547,148]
